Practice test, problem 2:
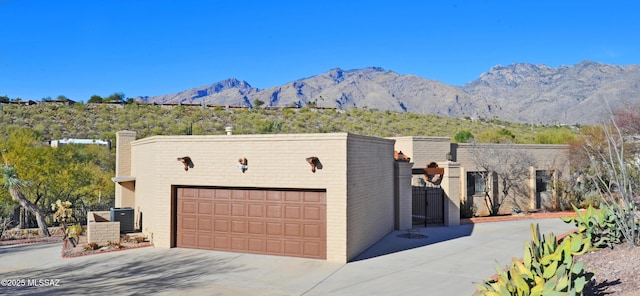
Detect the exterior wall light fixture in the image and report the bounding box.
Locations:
[237,158,248,173]
[177,156,193,171]
[306,157,322,173]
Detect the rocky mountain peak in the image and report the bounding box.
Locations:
[136,62,640,124]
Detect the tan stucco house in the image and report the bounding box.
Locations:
[392,136,570,216]
[113,132,568,263]
[113,131,416,263]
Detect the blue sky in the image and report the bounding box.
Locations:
[1,1,638,102]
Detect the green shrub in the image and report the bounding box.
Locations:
[460,199,476,218]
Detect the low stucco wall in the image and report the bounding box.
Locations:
[87,211,120,246]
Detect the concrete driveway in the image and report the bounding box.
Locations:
[0,218,576,296]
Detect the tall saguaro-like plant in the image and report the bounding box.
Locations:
[0,161,50,237]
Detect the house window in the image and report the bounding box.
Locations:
[467,172,487,195]
[536,170,552,192]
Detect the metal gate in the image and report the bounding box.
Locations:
[412,186,444,226]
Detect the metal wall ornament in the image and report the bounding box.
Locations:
[306,157,322,173]
[177,156,193,171]
[237,158,248,173]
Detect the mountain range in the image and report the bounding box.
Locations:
[136,61,640,125]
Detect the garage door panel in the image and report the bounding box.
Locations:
[214,219,229,232]
[303,191,325,203]
[214,203,230,215]
[249,190,266,201]
[214,189,231,200]
[180,233,197,247]
[231,190,248,200]
[266,222,282,235]
[303,242,322,257]
[266,205,282,218]
[266,191,283,201]
[284,241,302,255]
[197,189,214,199]
[303,224,321,238]
[284,191,303,202]
[213,235,229,248]
[284,223,301,236]
[231,237,246,250]
[284,206,301,219]
[231,204,246,216]
[198,201,213,214]
[231,220,246,233]
[248,238,264,252]
[177,188,326,259]
[198,234,212,248]
[181,200,197,214]
[303,206,322,220]
[248,221,264,234]
[198,217,212,231]
[181,188,197,198]
[266,240,282,253]
[181,217,197,230]
[248,204,264,217]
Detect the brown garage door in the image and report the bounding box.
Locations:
[176,187,326,259]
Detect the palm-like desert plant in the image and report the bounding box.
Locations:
[0,160,50,237]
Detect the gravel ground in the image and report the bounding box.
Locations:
[578,243,640,296]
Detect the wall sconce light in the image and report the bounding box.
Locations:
[237,157,248,173]
[306,157,322,173]
[177,156,193,171]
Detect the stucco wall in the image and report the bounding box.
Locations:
[87,211,120,246]
[390,136,452,185]
[454,143,570,175]
[454,143,570,215]
[119,132,396,263]
[115,131,136,208]
[346,134,395,261]
[391,136,452,166]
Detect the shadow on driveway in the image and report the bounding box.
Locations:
[352,224,475,261]
[0,246,248,296]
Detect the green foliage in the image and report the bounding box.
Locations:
[535,128,576,144]
[562,204,626,249]
[477,128,519,143]
[0,103,579,142]
[0,128,115,225]
[104,92,125,103]
[0,163,22,189]
[474,224,592,296]
[498,128,516,139]
[252,99,265,108]
[88,95,103,103]
[454,130,474,143]
[460,198,477,218]
[257,120,283,134]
